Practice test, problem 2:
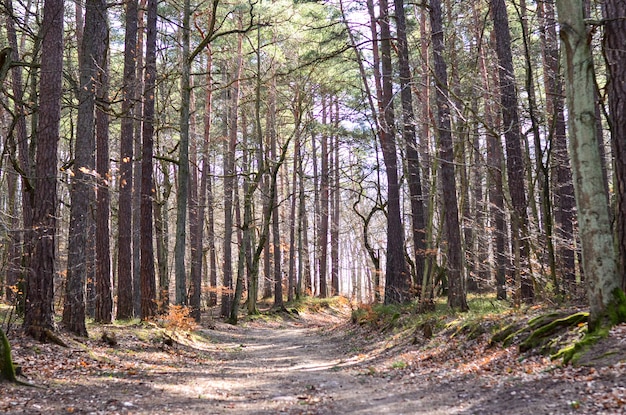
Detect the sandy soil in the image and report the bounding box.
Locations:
[1,308,626,414]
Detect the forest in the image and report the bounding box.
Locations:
[0,0,626,410]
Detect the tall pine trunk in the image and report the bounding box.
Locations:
[379,0,409,304]
[603,0,626,290]
[174,0,191,306]
[140,0,158,319]
[490,0,533,303]
[95,18,113,323]
[25,0,64,340]
[394,0,426,293]
[116,0,138,320]
[64,0,107,336]
[430,0,468,311]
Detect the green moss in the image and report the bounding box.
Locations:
[0,328,17,382]
[607,288,626,325]
[519,312,588,352]
[552,326,608,364]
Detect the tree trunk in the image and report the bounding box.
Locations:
[64,0,107,336]
[154,161,171,312]
[116,0,137,322]
[288,88,302,301]
[5,0,33,304]
[330,98,340,296]
[538,0,576,288]
[174,0,191,306]
[202,43,217,308]
[379,0,410,304]
[518,0,558,292]
[132,0,147,317]
[24,0,64,340]
[394,0,426,293]
[603,0,626,290]
[490,0,533,303]
[270,78,284,309]
[95,18,113,323]
[221,33,243,317]
[429,0,468,311]
[318,96,329,298]
[140,0,158,319]
[556,0,622,330]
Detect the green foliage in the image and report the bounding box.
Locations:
[391,360,407,370]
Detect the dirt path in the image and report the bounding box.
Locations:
[2,310,626,414]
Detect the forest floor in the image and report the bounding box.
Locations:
[1,299,626,414]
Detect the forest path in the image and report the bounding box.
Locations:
[132,311,467,415]
[3,307,624,414]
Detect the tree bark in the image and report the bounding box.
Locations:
[174,0,191,306]
[132,0,147,317]
[429,0,468,311]
[603,0,626,290]
[556,0,621,330]
[140,0,158,319]
[5,0,33,301]
[116,0,138,320]
[490,0,533,303]
[394,0,427,293]
[95,14,113,323]
[64,0,107,336]
[221,33,243,317]
[538,0,576,288]
[379,0,410,304]
[24,0,64,340]
[203,45,217,308]
[318,96,330,298]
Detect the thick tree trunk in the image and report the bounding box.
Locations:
[64,0,107,336]
[603,0,626,290]
[25,0,64,340]
[429,0,468,311]
[379,0,410,304]
[556,0,621,330]
[115,0,136,321]
[490,0,533,303]
[394,0,426,293]
[95,22,113,323]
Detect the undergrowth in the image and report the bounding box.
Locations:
[350,294,511,335]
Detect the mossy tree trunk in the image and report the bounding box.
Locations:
[0,328,17,382]
[555,0,624,330]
